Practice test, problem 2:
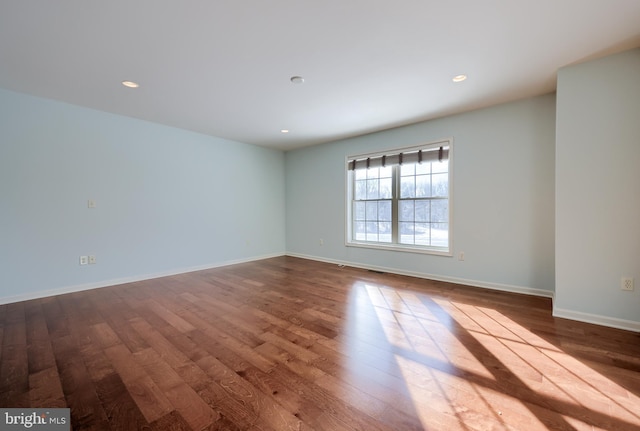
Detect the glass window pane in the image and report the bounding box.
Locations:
[432,173,448,197]
[366,222,378,241]
[350,149,450,250]
[400,176,415,198]
[431,223,449,247]
[401,164,415,176]
[399,222,414,244]
[355,180,366,200]
[379,178,392,199]
[354,221,366,241]
[365,201,378,221]
[367,167,379,179]
[415,200,430,222]
[399,201,414,222]
[378,222,392,243]
[431,200,448,223]
[378,200,392,221]
[432,160,448,174]
[399,222,414,234]
[366,179,379,199]
[354,201,366,221]
[415,175,430,198]
[416,163,430,175]
[414,223,430,245]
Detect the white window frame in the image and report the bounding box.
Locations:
[345,139,453,256]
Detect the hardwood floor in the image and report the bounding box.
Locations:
[1,256,640,430]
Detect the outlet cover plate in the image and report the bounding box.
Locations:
[622,277,634,291]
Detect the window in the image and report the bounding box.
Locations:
[346,140,451,255]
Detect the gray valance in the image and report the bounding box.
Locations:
[348,146,448,171]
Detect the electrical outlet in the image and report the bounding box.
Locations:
[621,277,634,291]
[88,199,96,208]
[88,255,96,264]
[320,239,324,246]
[458,251,465,261]
[79,256,88,265]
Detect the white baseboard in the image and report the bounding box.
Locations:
[285,253,640,333]
[9,251,637,334]
[553,307,640,333]
[286,252,555,299]
[0,252,285,305]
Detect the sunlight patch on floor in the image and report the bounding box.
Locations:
[356,281,640,430]
[394,353,552,430]
[457,305,640,428]
[365,283,494,380]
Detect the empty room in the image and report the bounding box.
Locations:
[1,1,640,430]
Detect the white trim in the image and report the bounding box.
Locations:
[346,241,453,257]
[10,251,639,334]
[0,252,285,305]
[553,307,640,333]
[286,252,554,299]
[286,254,640,333]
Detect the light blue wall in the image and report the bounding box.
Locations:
[5,49,639,331]
[285,95,556,296]
[0,88,286,303]
[4,52,638,332]
[555,49,640,329]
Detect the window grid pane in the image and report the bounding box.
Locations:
[400,176,415,198]
[352,198,392,243]
[351,150,449,250]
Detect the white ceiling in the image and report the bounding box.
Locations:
[1,1,639,150]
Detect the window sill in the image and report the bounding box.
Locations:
[346,241,452,257]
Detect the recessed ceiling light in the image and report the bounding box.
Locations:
[452,74,467,83]
[121,80,140,88]
[290,76,305,84]
[281,129,290,133]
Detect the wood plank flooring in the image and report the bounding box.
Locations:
[1,256,640,430]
